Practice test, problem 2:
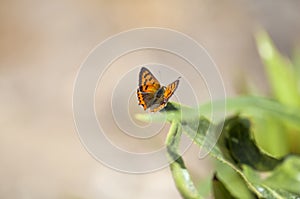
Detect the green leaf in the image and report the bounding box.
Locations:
[135,102,200,123]
[166,122,203,199]
[137,101,300,198]
[200,96,300,154]
[217,116,283,171]
[255,30,300,107]
[196,176,212,198]
[212,173,237,199]
[170,159,202,199]
[199,96,300,132]
[215,162,256,199]
[251,114,290,157]
[186,115,299,198]
[243,165,300,198]
[263,155,300,195]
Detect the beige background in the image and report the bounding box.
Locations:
[1,1,300,199]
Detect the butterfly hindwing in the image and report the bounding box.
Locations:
[149,79,179,112]
[137,89,155,110]
[150,103,166,112]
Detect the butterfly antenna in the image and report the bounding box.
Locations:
[158,70,162,80]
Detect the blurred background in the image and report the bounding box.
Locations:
[1,0,300,198]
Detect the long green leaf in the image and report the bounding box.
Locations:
[255,30,300,107]
[166,121,202,199]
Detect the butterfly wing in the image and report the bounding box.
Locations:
[150,79,180,112]
[137,89,155,110]
[138,67,161,93]
[137,67,161,110]
[164,79,180,101]
[150,102,166,112]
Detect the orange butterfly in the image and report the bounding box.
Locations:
[137,67,180,112]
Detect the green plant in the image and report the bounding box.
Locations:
[136,30,300,199]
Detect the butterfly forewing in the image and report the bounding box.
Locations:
[164,79,180,101]
[139,67,160,93]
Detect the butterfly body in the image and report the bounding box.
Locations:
[137,67,180,112]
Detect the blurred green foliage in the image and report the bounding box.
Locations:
[255,30,300,157]
[137,30,300,198]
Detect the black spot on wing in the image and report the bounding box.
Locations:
[139,67,150,86]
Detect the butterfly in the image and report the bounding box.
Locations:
[137,67,180,112]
